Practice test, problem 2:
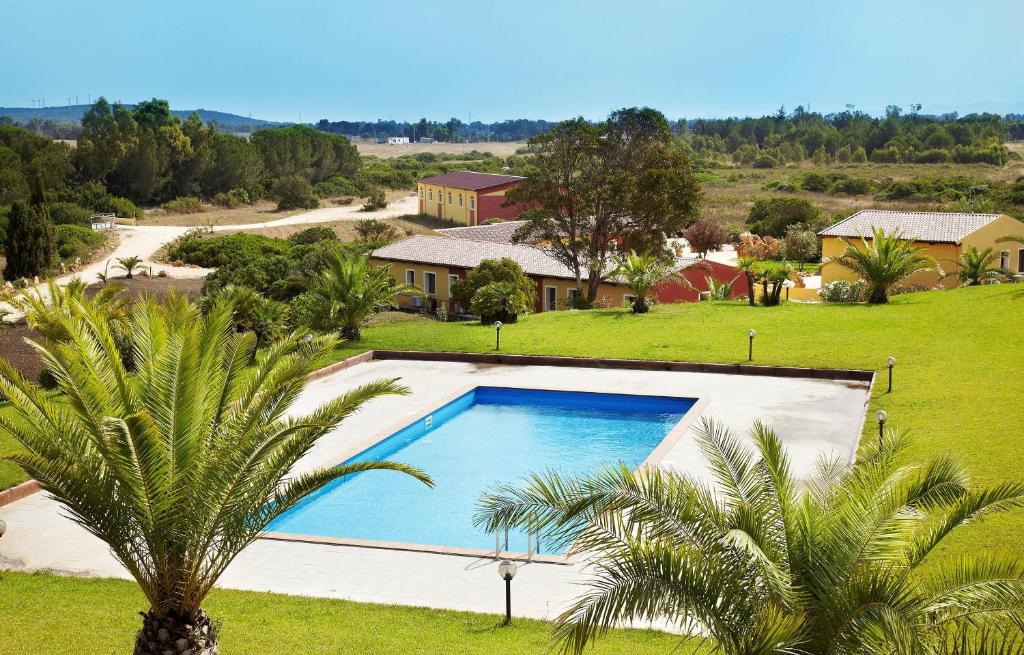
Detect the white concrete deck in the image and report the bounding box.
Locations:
[0,359,871,619]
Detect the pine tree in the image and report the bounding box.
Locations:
[3,200,54,280]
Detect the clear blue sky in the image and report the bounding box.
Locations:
[2,0,1022,122]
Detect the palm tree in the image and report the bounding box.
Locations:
[115,255,145,279]
[830,228,939,303]
[953,246,1002,286]
[0,295,432,654]
[614,251,682,314]
[311,251,417,340]
[476,418,1024,655]
[736,256,758,306]
[13,278,129,346]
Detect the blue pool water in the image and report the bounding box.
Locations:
[268,387,694,552]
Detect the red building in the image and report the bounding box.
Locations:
[416,172,528,225]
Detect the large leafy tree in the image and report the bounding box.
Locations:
[3,200,53,280]
[476,419,1024,655]
[508,107,702,305]
[307,251,417,340]
[0,295,432,654]
[831,228,938,303]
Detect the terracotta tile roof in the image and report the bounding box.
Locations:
[436,221,527,244]
[372,235,579,279]
[817,210,1003,244]
[418,171,525,191]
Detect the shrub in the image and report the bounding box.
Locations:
[819,279,867,303]
[470,281,530,324]
[361,186,388,211]
[54,224,104,261]
[782,225,820,270]
[751,153,777,169]
[313,175,360,199]
[870,146,900,163]
[212,188,251,208]
[167,233,290,268]
[914,149,953,164]
[354,219,398,244]
[829,177,873,195]
[49,201,94,226]
[851,146,868,163]
[798,172,830,192]
[273,176,319,211]
[451,258,535,307]
[287,226,337,246]
[161,196,206,214]
[746,197,821,238]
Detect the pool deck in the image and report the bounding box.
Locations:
[0,358,871,620]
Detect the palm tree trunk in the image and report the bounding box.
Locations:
[744,272,755,306]
[134,609,218,655]
[340,325,361,341]
[868,288,888,304]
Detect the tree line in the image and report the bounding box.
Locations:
[680,105,1021,166]
[315,117,560,142]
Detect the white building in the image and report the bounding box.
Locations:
[377,136,410,144]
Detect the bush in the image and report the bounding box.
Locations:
[361,186,388,211]
[870,146,900,163]
[54,224,105,261]
[752,153,777,169]
[354,219,398,244]
[798,172,830,192]
[829,177,873,195]
[212,188,251,208]
[914,149,953,164]
[161,196,206,214]
[819,279,867,303]
[48,202,94,226]
[746,197,821,238]
[273,176,319,211]
[167,233,290,268]
[451,258,535,308]
[287,226,337,246]
[470,281,530,324]
[313,175,360,199]
[782,225,820,270]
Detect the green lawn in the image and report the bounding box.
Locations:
[336,284,1024,558]
[0,571,688,655]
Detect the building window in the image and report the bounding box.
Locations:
[469,197,475,210]
[1018,248,1024,273]
[405,269,416,286]
[545,286,557,311]
[428,190,433,200]
[447,192,453,205]
[424,271,437,295]
[458,195,463,207]
[999,250,1010,270]
[567,288,580,307]
[418,188,424,199]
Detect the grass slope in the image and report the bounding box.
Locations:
[338,284,1024,557]
[0,571,687,655]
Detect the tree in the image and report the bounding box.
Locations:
[746,197,820,238]
[451,258,535,308]
[614,251,681,313]
[508,108,702,304]
[115,255,145,279]
[3,200,53,280]
[272,176,319,211]
[953,246,1001,285]
[682,218,727,257]
[470,281,531,324]
[831,228,939,303]
[476,418,1024,655]
[736,257,758,306]
[309,251,417,340]
[781,224,820,270]
[0,295,432,654]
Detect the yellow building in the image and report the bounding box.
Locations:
[370,234,634,314]
[818,210,1024,287]
[417,171,526,226]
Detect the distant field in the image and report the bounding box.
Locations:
[355,141,524,159]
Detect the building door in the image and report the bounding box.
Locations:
[1018,248,1024,273]
[545,286,557,311]
[437,201,443,218]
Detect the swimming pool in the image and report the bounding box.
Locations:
[267,386,695,552]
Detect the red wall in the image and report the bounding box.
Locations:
[653,260,748,303]
[476,182,531,221]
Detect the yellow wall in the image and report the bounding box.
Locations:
[416,183,478,225]
[819,236,960,289]
[370,258,633,312]
[962,214,1024,274]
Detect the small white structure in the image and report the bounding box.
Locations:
[90,213,116,231]
[418,137,434,144]
[378,136,410,145]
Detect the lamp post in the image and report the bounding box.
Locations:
[747,329,756,362]
[886,356,896,393]
[875,409,887,448]
[494,321,503,351]
[497,559,518,626]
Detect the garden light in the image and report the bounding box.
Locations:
[497,559,518,626]
[875,409,888,448]
[494,321,503,351]
[886,356,896,393]
[747,329,756,361]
